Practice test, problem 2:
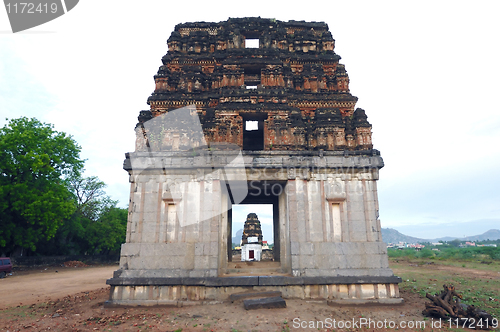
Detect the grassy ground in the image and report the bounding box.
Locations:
[391,257,500,321]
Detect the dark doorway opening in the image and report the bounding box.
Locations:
[244,66,262,87]
[242,114,266,150]
[226,181,285,276]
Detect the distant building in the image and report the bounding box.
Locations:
[241,213,263,261]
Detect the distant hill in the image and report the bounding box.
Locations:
[381,228,500,244]
[433,229,500,242]
[381,228,426,244]
[390,219,500,241]
[232,229,243,246]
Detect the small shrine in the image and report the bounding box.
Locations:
[241,213,263,261]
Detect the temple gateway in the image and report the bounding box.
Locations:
[107,17,402,305]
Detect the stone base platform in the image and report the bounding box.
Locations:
[105,275,403,307]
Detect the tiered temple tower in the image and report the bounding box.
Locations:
[107,17,402,306]
[241,213,263,246]
[240,213,263,261]
[135,18,373,153]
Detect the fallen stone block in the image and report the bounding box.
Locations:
[230,291,282,303]
[243,296,286,310]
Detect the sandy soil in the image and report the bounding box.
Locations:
[1,266,116,309]
[0,263,494,332]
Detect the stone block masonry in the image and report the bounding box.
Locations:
[107,17,402,305]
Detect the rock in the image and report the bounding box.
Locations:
[243,296,286,310]
[230,291,282,303]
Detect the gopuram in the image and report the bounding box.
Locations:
[107,17,402,305]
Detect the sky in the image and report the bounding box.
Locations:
[1,1,499,239]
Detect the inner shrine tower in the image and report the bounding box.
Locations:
[241,213,263,261]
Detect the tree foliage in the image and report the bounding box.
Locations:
[0,117,128,257]
[0,117,84,253]
[82,206,128,254]
[63,175,127,255]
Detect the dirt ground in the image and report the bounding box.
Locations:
[0,265,115,309]
[0,263,496,332]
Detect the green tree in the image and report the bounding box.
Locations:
[57,175,127,255]
[33,175,128,256]
[69,175,115,221]
[449,239,462,248]
[0,117,83,255]
[85,206,128,254]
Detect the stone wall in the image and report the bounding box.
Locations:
[117,150,391,279]
[107,277,402,306]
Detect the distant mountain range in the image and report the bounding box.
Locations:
[233,226,500,245]
[381,228,500,244]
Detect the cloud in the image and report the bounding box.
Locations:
[0,42,58,126]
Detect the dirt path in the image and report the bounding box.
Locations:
[0,266,116,309]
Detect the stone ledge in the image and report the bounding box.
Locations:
[104,299,223,308]
[124,151,383,171]
[106,275,402,286]
[327,298,404,305]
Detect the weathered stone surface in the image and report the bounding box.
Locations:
[243,296,286,310]
[230,291,282,302]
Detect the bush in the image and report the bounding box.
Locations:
[388,248,417,258]
[417,248,434,259]
[388,245,500,262]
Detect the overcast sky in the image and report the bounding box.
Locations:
[1,1,499,239]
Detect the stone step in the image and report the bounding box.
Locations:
[225,267,284,275]
[243,296,287,310]
[230,291,282,303]
[228,261,281,268]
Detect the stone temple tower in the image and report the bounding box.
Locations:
[241,213,263,261]
[107,17,402,306]
[241,213,263,246]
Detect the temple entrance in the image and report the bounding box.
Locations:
[230,203,274,263]
[223,181,287,275]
